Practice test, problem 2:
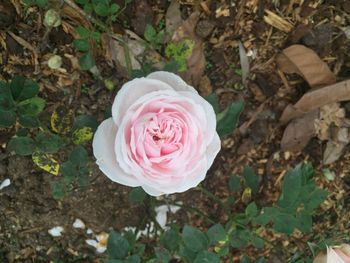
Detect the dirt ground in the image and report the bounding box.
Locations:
[1,0,350,262]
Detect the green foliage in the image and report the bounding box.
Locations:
[144,24,164,50]
[182,225,209,252]
[254,163,328,235]
[216,100,244,138]
[23,0,48,8]
[128,187,147,205]
[7,136,36,156]
[165,40,194,72]
[242,166,260,194]
[73,27,101,70]
[0,77,45,128]
[229,175,241,193]
[108,230,130,259]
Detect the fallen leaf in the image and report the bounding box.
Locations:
[238,41,250,86]
[165,0,183,41]
[314,103,345,141]
[131,0,154,36]
[323,128,350,165]
[281,109,319,152]
[280,79,350,123]
[276,45,336,89]
[172,12,205,86]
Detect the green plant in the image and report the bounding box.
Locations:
[105,163,328,262]
[23,0,48,8]
[144,24,165,51]
[165,40,195,72]
[75,0,132,24]
[73,26,101,70]
[0,76,45,128]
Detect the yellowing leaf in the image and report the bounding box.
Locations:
[32,152,60,175]
[51,107,74,135]
[72,127,93,145]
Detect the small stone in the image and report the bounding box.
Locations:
[44,9,61,28]
[0,178,10,190]
[48,55,62,69]
[73,218,85,229]
[48,226,64,237]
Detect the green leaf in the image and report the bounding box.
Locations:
[110,3,120,14]
[32,152,60,175]
[230,229,250,248]
[128,187,147,204]
[251,236,265,248]
[155,247,171,263]
[0,82,15,111]
[278,167,302,208]
[79,51,95,70]
[72,127,93,145]
[73,114,99,131]
[93,2,109,16]
[204,93,219,114]
[229,175,241,193]
[10,76,39,101]
[7,136,36,156]
[16,128,28,137]
[243,166,259,194]
[207,224,226,245]
[194,251,220,263]
[76,26,90,38]
[182,225,208,252]
[35,132,64,153]
[125,255,141,263]
[178,245,197,262]
[273,213,297,234]
[17,97,46,116]
[304,189,328,212]
[69,145,88,166]
[163,60,181,73]
[51,180,68,199]
[36,0,48,7]
[245,202,258,218]
[216,100,244,137]
[296,211,312,233]
[161,228,180,251]
[0,110,16,127]
[107,230,130,259]
[144,24,156,42]
[73,39,90,52]
[18,115,40,128]
[60,161,76,182]
[90,31,101,42]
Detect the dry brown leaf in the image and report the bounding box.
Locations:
[165,0,183,42]
[172,11,205,87]
[314,103,345,141]
[101,31,165,77]
[323,128,350,165]
[276,45,336,89]
[281,109,319,152]
[280,79,350,123]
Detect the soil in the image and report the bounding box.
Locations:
[0,0,350,262]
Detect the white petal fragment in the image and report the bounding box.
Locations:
[48,226,64,237]
[147,71,198,93]
[0,178,11,190]
[73,218,85,229]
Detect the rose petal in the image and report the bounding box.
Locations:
[179,91,217,144]
[328,247,346,263]
[206,133,221,169]
[112,78,174,125]
[147,71,198,94]
[93,118,139,187]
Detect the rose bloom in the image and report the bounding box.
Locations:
[93,71,221,196]
[314,244,350,263]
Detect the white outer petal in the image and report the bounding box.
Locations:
[206,133,221,169]
[147,71,198,94]
[93,118,140,187]
[327,247,346,263]
[112,77,174,125]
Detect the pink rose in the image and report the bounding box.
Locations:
[314,245,350,263]
[93,71,221,196]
